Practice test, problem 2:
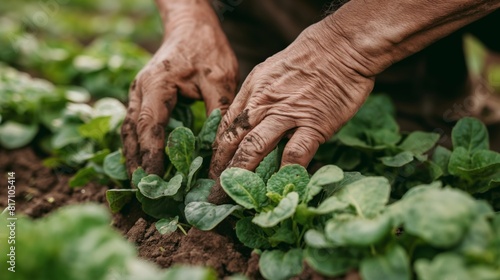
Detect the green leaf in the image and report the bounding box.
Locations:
[452,117,489,152]
[268,219,296,245]
[137,174,183,199]
[103,150,128,180]
[220,168,267,210]
[163,266,218,280]
[131,167,147,188]
[448,147,472,175]
[92,97,126,129]
[256,148,280,184]
[51,125,81,149]
[185,202,242,230]
[136,191,180,219]
[415,253,470,280]
[106,189,136,214]
[235,217,271,249]
[187,156,203,190]
[471,149,500,168]
[253,192,299,228]
[166,127,195,175]
[267,164,309,199]
[325,215,392,246]
[335,177,390,219]
[197,108,221,150]
[305,165,344,202]
[380,151,414,167]
[69,166,99,188]
[304,229,335,248]
[259,249,303,280]
[400,188,476,247]
[323,172,365,196]
[155,216,179,235]
[432,146,452,175]
[185,179,215,204]
[307,196,350,215]
[78,116,111,142]
[398,131,440,155]
[0,121,38,149]
[304,247,359,277]
[360,245,410,280]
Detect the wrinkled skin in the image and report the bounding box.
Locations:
[208,20,374,203]
[121,5,238,176]
[123,0,500,204]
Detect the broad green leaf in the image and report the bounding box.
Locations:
[185,202,242,230]
[155,216,179,235]
[268,219,296,245]
[380,151,414,167]
[432,146,452,175]
[197,108,221,150]
[106,189,136,213]
[448,147,472,176]
[415,253,470,280]
[137,174,183,199]
[325,215,391,246]
[0,121,38,149]
[103,150,128,180]
[92,97,126,129]
[401,188,476,247]
[457,214,495,263]
[398,131,440,155]
[235,217,271,249]
[187,156,203,190]
[304,247,359,277]
[307,196,350,215]
[69,166,99,188]
[305,165,344,202]
[253,192,299,228]
[255,148,280,184]
[323,172,365,196]
[471,149,500,169]
[136,191,180,219]
[220,168,267,210]
[335,177,390,219]
[88,149,111,164]
[185,179,215,204]
[259,249,303,280]
[166,127,195,175]
[336,149,362,170]
[267,164,309,198]
[304,229,335,248]
[163,266,218,280]
[51,125,81,149]
[78,116,111,142]
[452,117,489,152]
[131,167,147,188]
[360,245,410,280]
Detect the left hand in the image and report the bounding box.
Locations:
[208,18,376,203]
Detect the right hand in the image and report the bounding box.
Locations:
[121,6,238,176]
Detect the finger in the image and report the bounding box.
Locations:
[281,127,323,167]
[198,70,237,116]
[121,79,142,177]
[209,98,251,180]
[137,82,177,175]
[229,116,292,171]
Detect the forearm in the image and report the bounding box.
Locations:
[155,0,220,35]
[324,0,500,77]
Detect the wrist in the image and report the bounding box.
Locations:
[155,0,219,33]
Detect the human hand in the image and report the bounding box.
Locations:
[208,18,376,203]
[122,3,238,176]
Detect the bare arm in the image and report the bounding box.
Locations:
[208,0,499,204]
[326,0,500,77]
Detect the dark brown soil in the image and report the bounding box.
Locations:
[0,147,339,279]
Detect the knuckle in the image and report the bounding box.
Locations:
[242,133,267,156]
[137,108,155,133]
[284,141,313,161]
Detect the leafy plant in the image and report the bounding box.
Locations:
[0,204,218,280]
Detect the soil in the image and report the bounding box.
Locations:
[0,147,341,279]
